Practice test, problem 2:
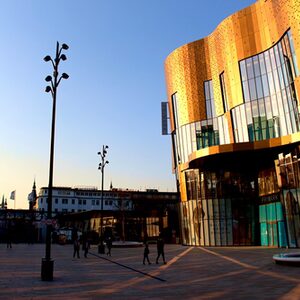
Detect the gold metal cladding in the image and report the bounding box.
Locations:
[165,0,300,202]
[165,0,300,130]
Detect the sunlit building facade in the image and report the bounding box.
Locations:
[164,0,300,247]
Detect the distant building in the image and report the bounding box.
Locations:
[35,186,134,213]
[35,186,178,214]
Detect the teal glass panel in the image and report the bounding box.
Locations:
[267,223,272,245]
[272,223,278,246]
[260,116,268,140]
[271,203,277,221]
[260,222,268,246]
[266,203,276,222]
[259,205,266,222]
[278,221,288,247]
[265,204,270,221]
[248,124,254,142]
[267,119,275,138]
[275,202,284,221]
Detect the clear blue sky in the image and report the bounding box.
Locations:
[0,0,255,209]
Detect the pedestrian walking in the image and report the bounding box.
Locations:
[156,233,166,264]
[73,237,80,258]
[106,236,112,256]
[82,233,89,258]
[143,242,151,265]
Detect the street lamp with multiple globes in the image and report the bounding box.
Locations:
[98,145,109,254]
[41,42,69,281]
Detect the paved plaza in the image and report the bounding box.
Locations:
[0,243,300,299]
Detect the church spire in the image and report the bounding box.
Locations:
[28,179,37,210]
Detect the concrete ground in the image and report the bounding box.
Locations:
[0,243,300,299]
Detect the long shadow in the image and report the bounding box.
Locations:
[89,251,166,282]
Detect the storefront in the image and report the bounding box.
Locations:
[179,146,300,248]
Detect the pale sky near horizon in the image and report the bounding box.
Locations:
[0,0,255,209]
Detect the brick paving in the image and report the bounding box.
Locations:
[0,243,299,299]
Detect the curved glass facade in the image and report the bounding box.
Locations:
[174,115,230,164]
[233,30,300,143]
[172,30,300,165]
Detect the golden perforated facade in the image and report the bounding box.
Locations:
[165,0,300,247]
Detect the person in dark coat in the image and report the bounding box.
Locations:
[143,242,151,265]
[82,233,89,258]
[156,233,166,264]
[73,237,80,258]
[106,236,112,256]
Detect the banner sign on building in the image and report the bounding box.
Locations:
[161,102,169,135]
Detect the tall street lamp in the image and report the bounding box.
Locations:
[41,42,69,281]
[98,145,109,254]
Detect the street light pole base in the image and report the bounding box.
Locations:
[98,244,105,254]
[41,258,54,281]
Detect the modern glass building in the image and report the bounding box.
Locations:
[164,0,300,247]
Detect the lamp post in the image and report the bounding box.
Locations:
[98,145,109,254]
[41,42,69,281]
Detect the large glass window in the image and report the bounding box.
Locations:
[173,113,230,163]
[183,169,256,246]
[220,72,228,112]
[204,81,216,119]
[171,93,179,130]
[234,29,300,143]
[258,168,280,196]
[194,116,227,151]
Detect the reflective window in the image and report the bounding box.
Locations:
[172,93,179,130]
[256,77,263,99]
[246,58,254,79]
[183,169,256,246]
[249,78,257,100]
[259,53,266,75]
[235,29,300,143]
[261,74,269,97]
[242,81,250,101]
[253,56,260,77]
[220,72,228,112]
[171,93,182,167]
[240,60,247,81]
[287,31,299,77]
[204,80,216,118]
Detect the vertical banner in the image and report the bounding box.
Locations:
[161,102,169,135]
